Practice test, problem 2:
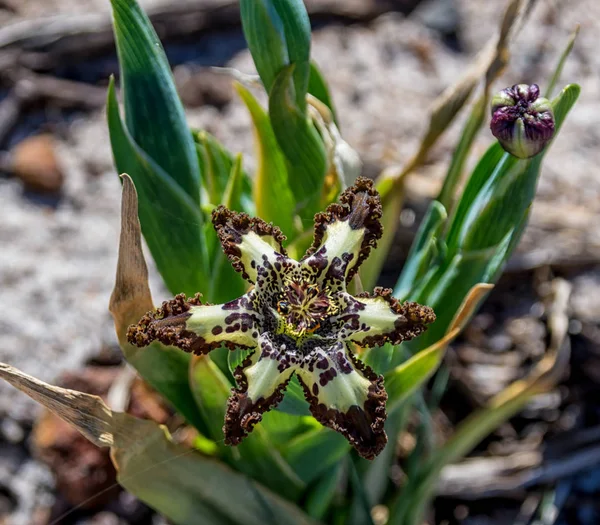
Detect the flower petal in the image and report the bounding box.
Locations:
[295,341,387,459]
[333,287,436,347]
[212,205,289,284]
[127,293,260,354]
[301,177,382,289]
[224,333,297,445]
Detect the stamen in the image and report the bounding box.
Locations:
[276,278,337,339]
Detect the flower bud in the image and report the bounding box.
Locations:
[490,84,555,159]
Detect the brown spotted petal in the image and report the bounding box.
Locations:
[127,292,260,354]
[301,177,382,288]
[332,288,436,348]
[224,333,295,445]
[212,205,289,284]
[295,341,387,460]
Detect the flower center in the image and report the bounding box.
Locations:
[277,279,337,338]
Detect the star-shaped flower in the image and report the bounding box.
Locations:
[127,178,435,459]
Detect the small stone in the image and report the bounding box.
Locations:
[10,134,64,193]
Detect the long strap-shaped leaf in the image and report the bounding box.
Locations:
[0,363,319,525]
[107,80,209,296]
[111,0,202,203]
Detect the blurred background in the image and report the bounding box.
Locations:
[0,0,599,524]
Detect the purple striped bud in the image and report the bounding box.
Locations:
[490,84,555,159]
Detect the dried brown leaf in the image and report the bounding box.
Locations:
[109,174,153,346]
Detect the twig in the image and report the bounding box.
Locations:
[15,71,107,109]
[437,438,600,499]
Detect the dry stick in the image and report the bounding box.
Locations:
[0,90,22,150]
[437,433,600,500]
[0,71,107,149]
[15,71,107,109]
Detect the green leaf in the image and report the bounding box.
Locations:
[305,462,343,520]
[240,0,311,112]
[222,153,246,210]
[207,153,250,304]
[227,347,253,375]
[107,78,208,296]
[436,95,487,212]
[362,342,396,376]
[347,459,375,525]
[235,83,296,237]
[443,144,513,252]
[269,64,328,215]
[260,411,317,447]
[386,283,492,411]
[0,364,318,525]
[394,200,447,301]
[195,130,234,206]
[308,61,337,124]
[111,0,201,203]
[283,427,349,485]
[276,375,311,416]
[131,344,210,435]
[405,250,493,350]
[188,355,231,444]
[205,228,248,304]
[189,355,305,500]
[385,330,457,414]
[359,169,404,291]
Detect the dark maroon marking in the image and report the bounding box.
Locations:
[212,325,223,336]
[335,351,353,374]
[316,357,329,370]
[312,383,319,396]
[326,256,345,282]
[222,299,240,310]
[306,253,328,277]
[319,367,337,386]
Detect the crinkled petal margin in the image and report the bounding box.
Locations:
[296,343,388,460]
[224,334,295,444]
[212,206,288,284]
[334,287,436,348]
[127,293,259,354]
[302,177,383,286]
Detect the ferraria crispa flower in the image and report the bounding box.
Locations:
[127,178,435,459]
[490,83,555,159]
